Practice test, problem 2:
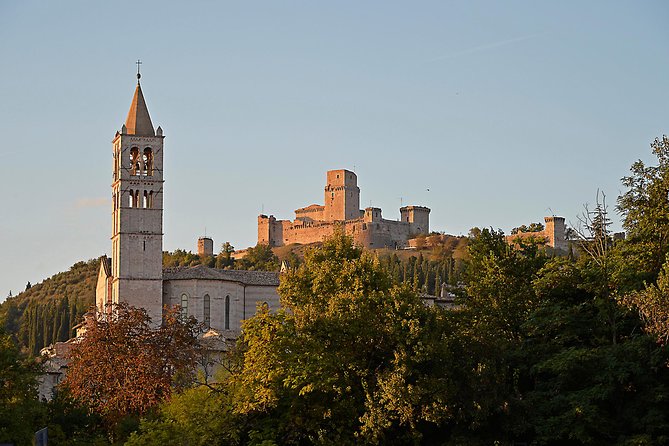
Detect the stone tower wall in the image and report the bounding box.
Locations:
[363,207,382,223]
[544,216,567,251]
[258,215,274,246]
[198,237,214,257]
[109,131,165,325]
[324,169,360,221]
[400,206,430,235]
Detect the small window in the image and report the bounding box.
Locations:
[224,295,230,330]
[180,294,188,322]
[204,294,211,328]
[128,191,134,208]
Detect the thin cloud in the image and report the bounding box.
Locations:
[427,33,545,62]
[74,197,109,209]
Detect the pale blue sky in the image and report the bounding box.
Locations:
[1,1,668,299]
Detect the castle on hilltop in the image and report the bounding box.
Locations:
[258,169,430,249]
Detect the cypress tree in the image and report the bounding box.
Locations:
[59,296,70,341]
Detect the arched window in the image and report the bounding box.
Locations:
[180,294,189,322]
[203,294,210,328]
[133,190,140,208]
[128,190,134,208]
[148,191,154,209]
[143,148,153,176]
[143,190,148,209]
[224,295,230,330]
[130,148,140,175]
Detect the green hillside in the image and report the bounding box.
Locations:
[0,258,100,355]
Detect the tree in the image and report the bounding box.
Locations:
[234,231,453,444]
[464,227,547,340]
[216,241,235,269]
[62,303,202,436]
[511,222,545,235]
[0,329,44,445]
[624,260,669,346]
[515,253,669,445]
[235,244,279,271]
[617,135,669,283]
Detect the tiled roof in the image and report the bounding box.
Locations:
[163,265,279,286]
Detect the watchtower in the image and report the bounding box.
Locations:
[198,237,214,257]
[544,216,567,251]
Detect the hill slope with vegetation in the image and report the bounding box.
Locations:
[0,259,99,355]
[0,234,467,356]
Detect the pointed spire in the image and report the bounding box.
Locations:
[124,81,155,136]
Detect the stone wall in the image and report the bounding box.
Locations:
[163,279,280,332]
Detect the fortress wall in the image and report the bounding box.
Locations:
[386,219,413,244]
[279,221,338,246]
[265,215,421,249]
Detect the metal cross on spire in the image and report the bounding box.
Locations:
[136,59,142,82]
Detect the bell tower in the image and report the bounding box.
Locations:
[108,69,164,324]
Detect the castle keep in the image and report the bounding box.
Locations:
[258,169,430,249]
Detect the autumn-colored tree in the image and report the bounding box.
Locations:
[62,303,202,434]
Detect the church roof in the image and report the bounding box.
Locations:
[163,265,280,286]
[124,82,155,136]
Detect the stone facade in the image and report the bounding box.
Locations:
[258,169,430,249]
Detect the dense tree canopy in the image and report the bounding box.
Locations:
[234,232,455,444]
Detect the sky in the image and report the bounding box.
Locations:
[1,1,668,300]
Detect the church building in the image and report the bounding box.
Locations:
[95,72,280,332]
